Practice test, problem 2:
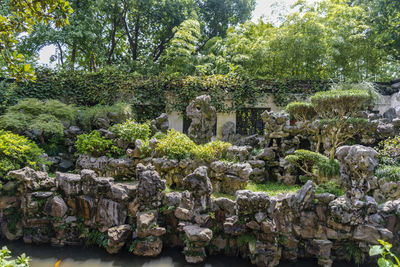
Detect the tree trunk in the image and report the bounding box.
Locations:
[107,16,119,64]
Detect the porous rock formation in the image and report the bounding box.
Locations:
[186,95,217,144]
[1,150,399,267]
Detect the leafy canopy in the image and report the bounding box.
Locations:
[0,0,73,81]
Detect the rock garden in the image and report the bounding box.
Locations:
[0,84,399,267]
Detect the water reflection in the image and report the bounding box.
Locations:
[0,240,373,267]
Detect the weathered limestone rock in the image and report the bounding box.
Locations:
[106,224,132,254]
[136,164,166,210]
[186,95,217,144]
[44,196,67,218]
[151,113,169,133]
[96,199,127,229]
[57,172,81,196]
[183,166,212,212]
[236,190,271,216]
[183,225,213,263]
[126,139,145,159]
[226,146,250,161]
[210,161,252,194]
[8,167,55,191]
[221,121,236,142]
[132,211,165,257]
[136,211,166,238]
[76,155,135,178]
[336,145,378,199]
[133,238,163,257]
[249,241,281,267]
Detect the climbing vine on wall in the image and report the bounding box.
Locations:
[2,68,337,119]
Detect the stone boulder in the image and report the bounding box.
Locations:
[186,95,217,144]
[183,166,213,212]
[136,164,166,210]
[151,113,169,133]
[8,167,55,191]
[44,196,68,218]
[336,145,378,199]
[106,224,132,254]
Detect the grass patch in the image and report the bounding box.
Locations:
[245,182,300,196]
[163,186,183,194]
[164,183,301,199]
[211,191,235,200]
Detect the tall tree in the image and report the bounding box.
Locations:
[0,0,73,81]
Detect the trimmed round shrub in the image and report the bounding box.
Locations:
[286,101,316,121]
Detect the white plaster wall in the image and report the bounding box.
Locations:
[216,112,236,138]
[168,111,183,132]
[375,92,400,115]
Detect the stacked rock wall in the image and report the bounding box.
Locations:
[0,147,399,267]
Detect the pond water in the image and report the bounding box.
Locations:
[1,240,373,267]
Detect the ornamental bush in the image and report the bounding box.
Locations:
[285,149,339,183]
[192,140,232,161]
[155,130,232,161]
[75,131,121,157]
[0,130,49,177]
[109,119,151,143]
[315,181,344,197]
[285,101,317,121]
[155,129,196,160]
[0,98,78,144]
[287,85,373,159]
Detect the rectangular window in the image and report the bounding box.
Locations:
[236,108,268,135]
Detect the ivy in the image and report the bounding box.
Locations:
[3,69,336,121]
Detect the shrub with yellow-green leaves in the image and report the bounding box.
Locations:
[155,129,231,161]
[0,130,49,177]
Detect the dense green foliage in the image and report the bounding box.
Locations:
[375,135,400,182]
[155,129,196,160]
[244,182,300,197]
[155,129,231,161]
[315,181,345,197]
[198,0,398,80]
[286,102,317,121]
[109,120,151,143]
[3,0,400,81]
[286,85,373,159]
[17,0,255,73]
[369,239,400,267]
[0,0,72,81]
[285,149,340,183]
[192,141,232,161]
[375,165,400,182]
[80,103,132,131]
[3,69,332,119]
[0,130,49,177]
[376,136,400,165]
[0,246,30,267]
[0,98,77,144]
[75,131,121,157]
